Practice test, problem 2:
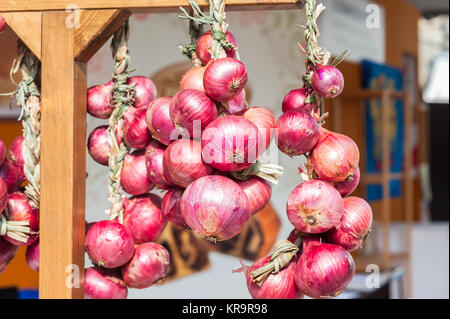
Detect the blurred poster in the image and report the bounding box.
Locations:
[362,60,404,201]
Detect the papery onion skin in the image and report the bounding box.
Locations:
[123,108,152,149]
[333,167,360,197]
[146,97,176,146]
[287,229,324,248]
[0,237,18,275]
[311,65,344,99]
[0,159,25,193]
[145,141,172,190]
[180,175,251,241]
[170,89,218,139]
[327,196,373,251]
[276,110,319,156]
[282,88,313,113]
[127,76,157,109]
[0,139,6,166]
[0,178,7,212]
[163,139,215,188]
[311,128,360,182]
[180,67,206,92]
[203,57,248,102]
[123,194,166,244]
[4,192,39,246]
[196,31,238,66]
[8,136,25,166]
[238,107,275,152]
[243,256,302,299]
[201,116,262,172]
[85,220,135,269]
[226,89,247,114]
[121,242,170,289]
[0,17,5,33]
[287,180,343,234]
[236,176,271,215]
[26,239,39,272]
[121,150,155,196]
[87,125,110,166]
[85,267,128,299]
[161,187,186,228]
[295,242,355,299]
[87,82,114,119]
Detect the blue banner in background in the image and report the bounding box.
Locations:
[362,60,404,201]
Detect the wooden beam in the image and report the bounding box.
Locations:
[40,10,87,299]
[1,0,304,13]
[0,12,42,59]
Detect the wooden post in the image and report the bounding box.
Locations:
[381,89,391,269]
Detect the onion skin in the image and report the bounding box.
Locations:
[127,76,157,109]
[311,65,344,99]
[85,220,135,269]
[163,139,215,188]
[146,97,176,146]
[276,110,319,156]
[236,176,271,215]
[201,115,262,172]
[0,139,6,166]
[121,242,170,289]
[238,107,275,152]
[295,242,355,299]
[180,175,251,241]
[0,178,7,212]
[123,194,167,244]
[311,128,360,182]
[287,180,344,234]
[121,150,155,196]
[87,82,114,119]
[8,136,25,166]
[327,196,373,251]
[87,125,110,166]
[145,141,172,190]
[85,267,128,299]
[0,237,18,275]
[226,89,247,114]
[123,108,152,149]
[170,89,218,139]
[282,88,313,113]
[161,187,186,228]
[0,17,5,33]
[0,159,25,193]
[196,31,238,65]
[203,57,248,102]
[332,167,360,197]
[180,67,206,92]
[26,240,39,272]
[243,257,302,299]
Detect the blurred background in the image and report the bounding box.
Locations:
[0,0,448,299]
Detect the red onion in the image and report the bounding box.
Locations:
[180,175,251,241]
[0,178,6,212]
[287,180,343,234]
[161,187,186,228]
[8,136,24,166]
[196,30,238,65]
[0,138,6,166]
[145,141,172,190]
[146,97,176,146]
[4,192,39,246]
[287,229,324,248]
[203,57,248,102]
[121,242,170,289]
[238,107,275,151]
[236,176,271,215]
[0,159,25,193]
[180,67,206,92]
[123,107,152,149]
[26,239,39,271]
[121,150,154,195]
[311,65,344,99]
[282,88,314,113]
[127,76,157,109]
[0,237,18,275]
[295,242,355,298]
[276,110,319,156]
[85,267,128,299]
[87,82,114,119]
[163,139,215,188]
[333,166,360,197]
[328,196,373,251]
[0,17,5,33]
[226,89,247,114]
[170,89,218,139]
[87,125,110,166]
[85,220,135,268]
[201,115,262,172]
[238,257,302,299]
[123,194,167,244]
[311,128,360,182]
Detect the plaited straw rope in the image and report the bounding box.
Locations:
[230,161,284,185]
